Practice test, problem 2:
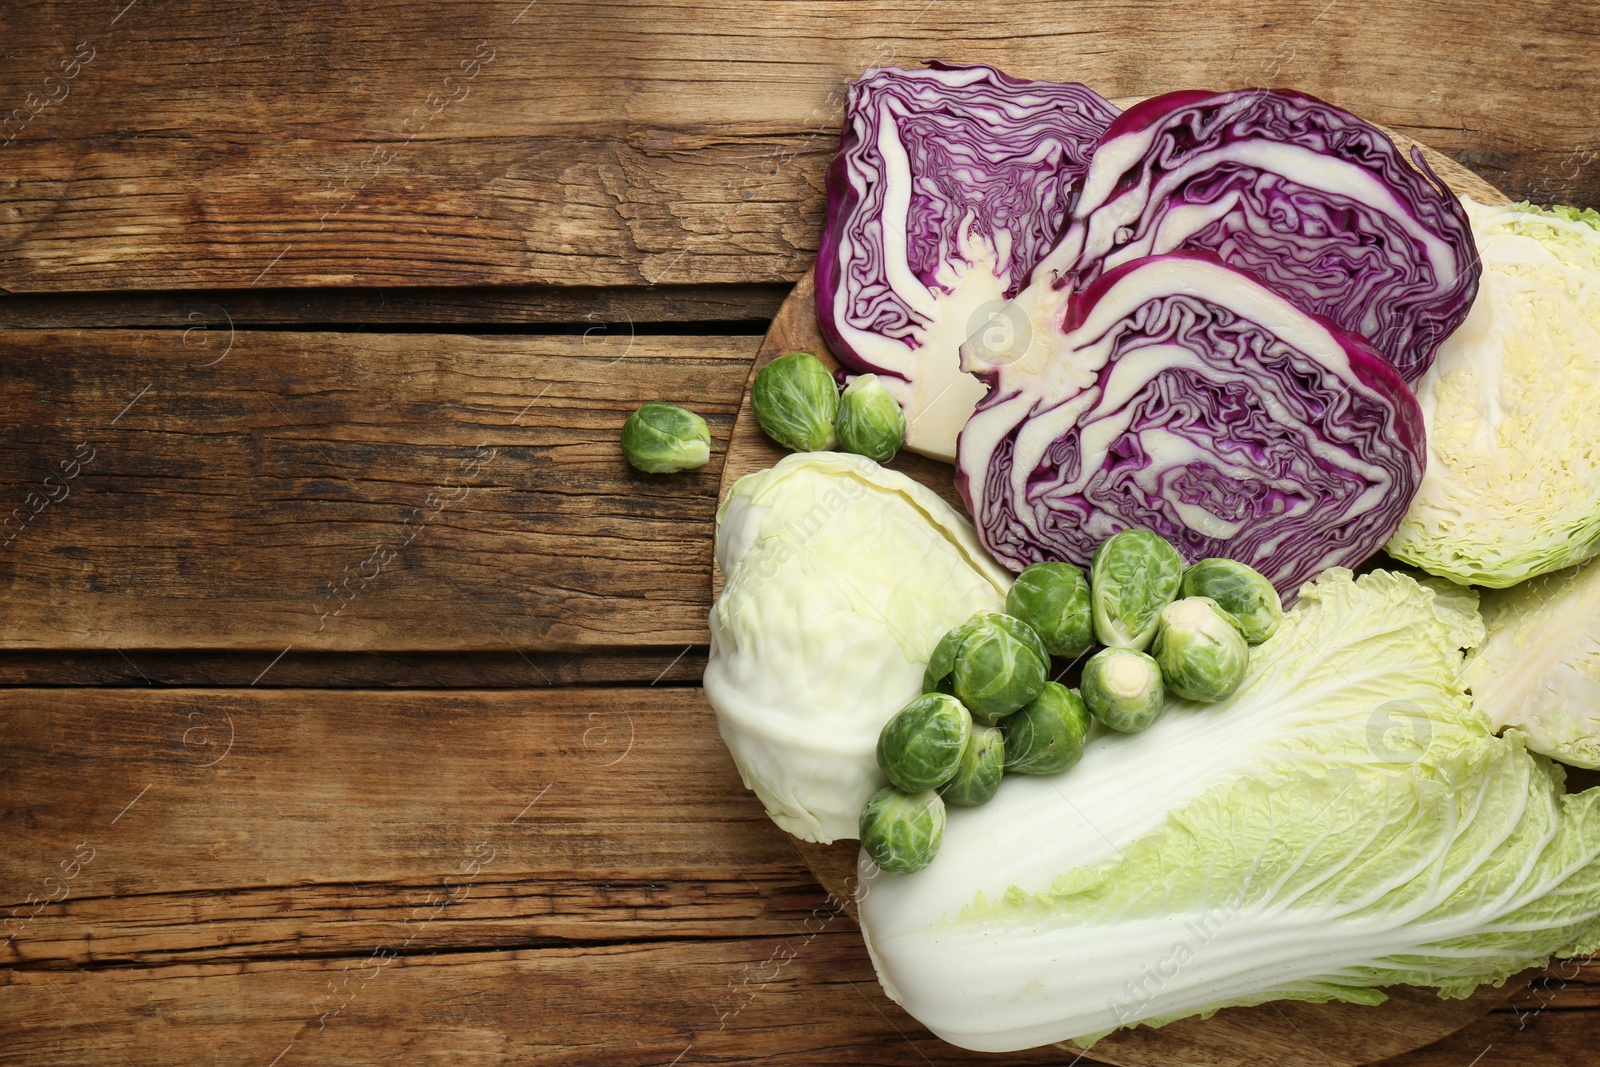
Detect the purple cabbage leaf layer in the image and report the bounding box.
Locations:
[957,251,1427,599]
[983,88,1479,387]
[817,63,1118,461]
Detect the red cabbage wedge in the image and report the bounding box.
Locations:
[957,251,1425,598]
[817,63,1117,461]
[988,89,1478,385]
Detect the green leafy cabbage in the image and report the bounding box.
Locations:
[706,452,1011,843]
[1387,199,1600,586]
[1467,557,1600,769]
[858,569,1600,1052]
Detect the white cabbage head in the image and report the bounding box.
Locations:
[705,452,1011,843]
[1468,557,1600,769]
[1387,199,1600,587]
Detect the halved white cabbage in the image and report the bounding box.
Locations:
[705,453,1011,843]
[1468,557,1600,768]
[1387,200,1600,587]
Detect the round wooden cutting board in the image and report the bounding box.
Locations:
[712,123,1521,1067]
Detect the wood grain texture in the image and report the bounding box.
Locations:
[0,328,752,652]
[0,647,709,688]
[1,944,1593,1067]
[0,285,786,330]
[0,938,1085,1067]
[1,1,1594,292]
[1377,1005,1600,1067]
[0,688,800,963]
[1,6,1595,1065]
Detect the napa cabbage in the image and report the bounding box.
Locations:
[858,568,1600,1052]
[1387,199,1600,587]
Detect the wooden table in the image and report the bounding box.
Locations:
[1,3,1595,1064]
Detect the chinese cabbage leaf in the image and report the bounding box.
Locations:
[859,569,1600,1052]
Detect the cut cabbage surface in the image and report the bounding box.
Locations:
[1387,200,1600,587]
[956,252,1424,599]
[1468,557,1600,769]
[817,64,1117,461]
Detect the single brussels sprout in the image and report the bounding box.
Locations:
[938,726,1005,806]
[1091,529,1186,650]
[859,787,945,875]
[923,612,1047,702]
[922,614,986,695]
[950,613,1048,725]
[1179,557,1283,645]
[1002,682,1093,775]
[620,402,711,473]
[1081,647,1166,733]
[834,374,907,463]
[876,693,972,792]
[1154,596,1251,703]
[751,351,840,452]
[1006,562,1093,658]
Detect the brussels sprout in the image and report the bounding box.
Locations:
[1006,562,1093,658]
[859,787,945,875]
[620,402,711,474]
[924,612,1047,707]
[949,612,1048,724]
[1002,682,1093,775]
[923,614,985,695]
[938,726,1005,806]
[992,612,1051,666]
[1154,596,1251,702]
[751,351,840,453]
[1081,647,1166,733]
[1180,558,1283,645]
[835,374,907,463]
[1091,529,1185,650]
[876,693,972,792]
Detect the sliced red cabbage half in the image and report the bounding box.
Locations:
[956,251,1426,598]
[817,63,1118,461]
[983,89,1478,386]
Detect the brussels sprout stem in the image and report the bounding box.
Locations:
[1103,654,1157,698]
[1165,598,1212,629]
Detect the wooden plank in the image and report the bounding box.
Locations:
[0,937,1083,1067]
[1387,1003,1600,1066]
[0,285,786,330]
[0,688,805,966]
[2,872,827,969]
[0,328,748,651]
[0,648,708,688]
[1,943,1594,1066]
[1504,957,1600,1016]
[2,1,1595,292]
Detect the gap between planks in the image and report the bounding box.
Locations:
[0,648,710,689]
[0,284,788,331]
